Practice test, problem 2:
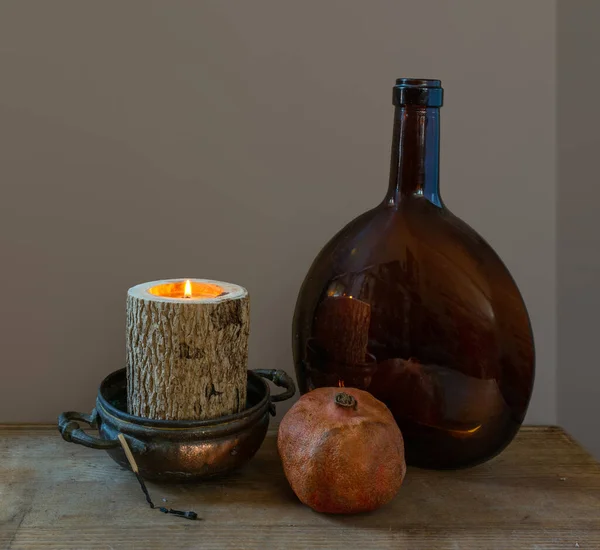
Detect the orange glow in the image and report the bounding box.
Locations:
[447,424,483,437]
[148,281,226,300]
[416,420,483,438]
[338,380,345,388]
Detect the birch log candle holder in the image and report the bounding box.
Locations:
[126,279,249,421]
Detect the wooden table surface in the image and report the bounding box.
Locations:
[1,425,599,549]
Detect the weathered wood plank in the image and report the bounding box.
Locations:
[1,426,599,549]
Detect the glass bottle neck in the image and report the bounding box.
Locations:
[385,106,441,207]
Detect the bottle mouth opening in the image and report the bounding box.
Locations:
[393,78,443,107]
[395,78,441,88]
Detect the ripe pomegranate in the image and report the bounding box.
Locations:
[278,387,406,514]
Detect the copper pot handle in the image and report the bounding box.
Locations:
[58,410,121,449]
[253,369,296,403]
[58,410,147,454]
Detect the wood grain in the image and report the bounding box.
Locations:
[1,426,599,549]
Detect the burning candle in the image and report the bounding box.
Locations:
[127,278,250,421]
[146,279,225,300]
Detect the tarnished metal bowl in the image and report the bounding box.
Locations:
[58,368,295,480]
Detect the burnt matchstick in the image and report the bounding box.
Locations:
[117,433,198,520]
[117,434,155,508]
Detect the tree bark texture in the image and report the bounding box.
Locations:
[126,280,249,421]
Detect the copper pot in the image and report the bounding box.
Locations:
[58,368,295,480]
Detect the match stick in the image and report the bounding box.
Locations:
[118,434,139,473]
[118,433,155,508]
[117,433,198,520]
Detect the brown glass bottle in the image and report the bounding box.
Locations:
[293,78,534,469]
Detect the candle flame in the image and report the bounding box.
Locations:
[338,380,345,388]
[148,280,226,299]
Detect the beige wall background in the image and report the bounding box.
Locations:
[0,1,556,424]
[557,0,600,458]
